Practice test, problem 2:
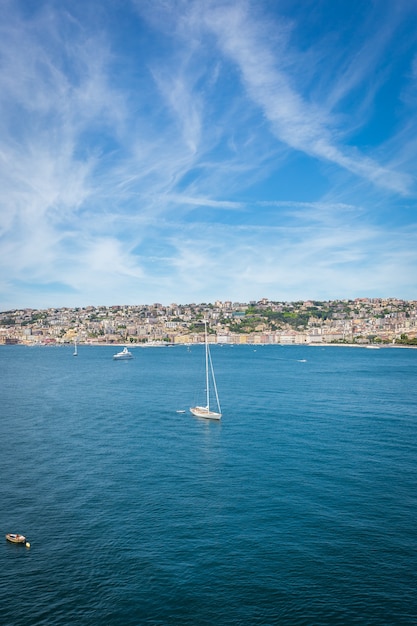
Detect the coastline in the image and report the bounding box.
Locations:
[5,341,417,349]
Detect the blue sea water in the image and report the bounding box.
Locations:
[1,344,416,625]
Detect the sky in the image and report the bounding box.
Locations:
[1,0,417,310]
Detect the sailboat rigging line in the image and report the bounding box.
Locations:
[208,346,221,414]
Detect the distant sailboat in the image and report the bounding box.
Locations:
[73,340,78,357]
[190,321,222,420]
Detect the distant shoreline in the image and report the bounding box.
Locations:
[5,341,417,349]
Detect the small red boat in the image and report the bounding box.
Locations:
[5,533,26,544]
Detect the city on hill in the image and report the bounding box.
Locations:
[1,297,417,346]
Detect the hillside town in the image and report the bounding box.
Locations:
[1,297,417,346]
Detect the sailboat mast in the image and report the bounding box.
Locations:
[204,321,210,410]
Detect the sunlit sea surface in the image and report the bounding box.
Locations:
[1,344,416,625]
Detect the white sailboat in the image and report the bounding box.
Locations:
[190,321,222,420]
[73,339,78,356]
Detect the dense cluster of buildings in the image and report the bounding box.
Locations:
[1,297,417,346]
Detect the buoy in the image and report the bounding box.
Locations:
[25,542,30,548]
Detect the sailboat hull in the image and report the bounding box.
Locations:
[190,406,222,420]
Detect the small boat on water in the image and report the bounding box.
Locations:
[113,347,133,360]
[190,321,222,420]
[6,533,26,544]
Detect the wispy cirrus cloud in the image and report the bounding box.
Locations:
[0,0,417,309]
[197,1,414,194]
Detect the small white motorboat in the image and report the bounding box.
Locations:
[113,347,133,360]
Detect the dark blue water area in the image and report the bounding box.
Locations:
[1,344,416,625]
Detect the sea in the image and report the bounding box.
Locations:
[1,343,416,625]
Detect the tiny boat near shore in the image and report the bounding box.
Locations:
[6,533,26,544]
[113,347,133,360]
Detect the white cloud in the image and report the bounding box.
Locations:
[0,0,416,309]
[199,2,413,194]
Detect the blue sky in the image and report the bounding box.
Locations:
[1,0,417,309]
